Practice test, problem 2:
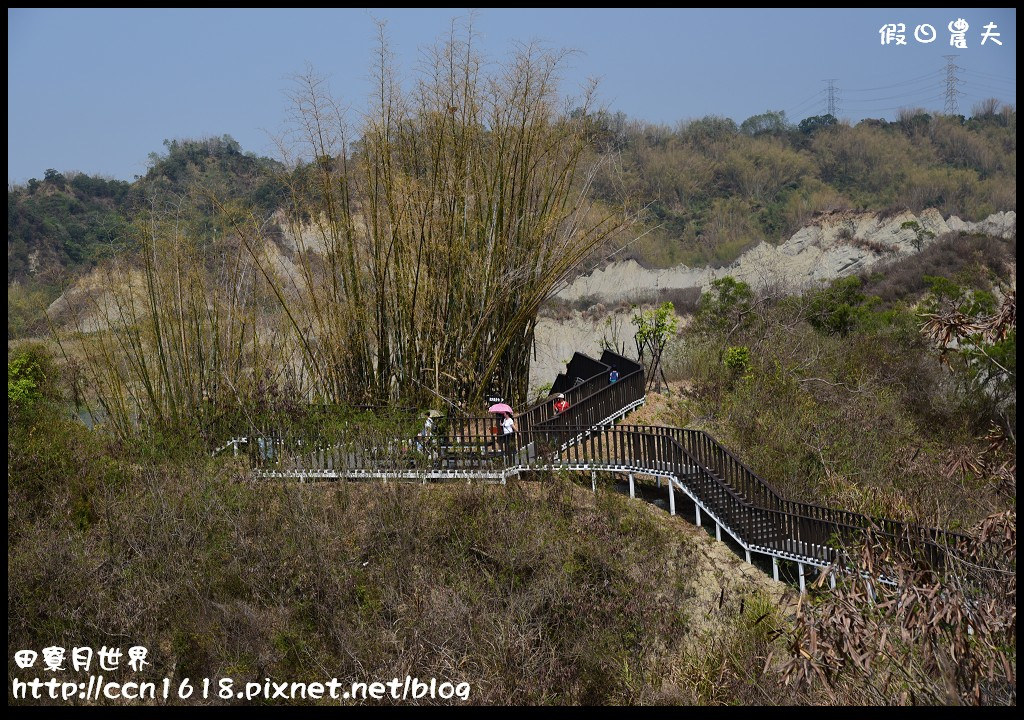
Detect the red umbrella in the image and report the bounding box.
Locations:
[488,403,513,414]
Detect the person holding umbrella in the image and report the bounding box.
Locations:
[501,412,516,456]
[488,402,515,458]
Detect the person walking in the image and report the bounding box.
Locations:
[553,393,570,414]
[415,414,434,453]
[501,411,516,457]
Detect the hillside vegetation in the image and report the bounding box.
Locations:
[8,136,285,339]
[665,232,1016,530]
[8,367,790,704]
[8,310,1016,704]
[8,105,1016,339]
[585,106,1015,268]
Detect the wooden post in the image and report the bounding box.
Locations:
[772,556,779,582]
[695,504,701,527]
[668,478,675,516]
[628,473,635,499]
[715,522,721,541]
[591,470,597,493]
[798,563,806,593]
[745,549,751,564]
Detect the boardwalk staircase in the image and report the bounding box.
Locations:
[220,348,973,590]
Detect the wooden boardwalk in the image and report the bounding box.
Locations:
[223,350,970,591]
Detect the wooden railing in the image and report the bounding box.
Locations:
[670,427,968,566]
[518,350,644,435]
[245,414,522,474]
[515,424,970,569]
[231,348,971,571]
[521,371,645,437]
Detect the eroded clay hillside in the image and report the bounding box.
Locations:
[557,209,1016,303]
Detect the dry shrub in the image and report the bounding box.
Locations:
[657,287,702,316]
[862,233,1015,306]
[772,512,1016,705]
[848,236,897,255]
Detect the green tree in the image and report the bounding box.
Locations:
[8,343,57,425]
[43,168,66,187]
[807,275,872,336]
[798,113,837,135]
[695,276,754,335]
[900,220,936,252]
[632,301,678,392]
[722,345,752,390]
[740,110,788,136]
[680,115,739,145]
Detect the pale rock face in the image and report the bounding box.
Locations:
[46,266,149,334]
[275,209,371,256]
[918,208,951,237]
[532,208,1015,391]
[945,210,1016,239]
[555,210,1016,302]
[46,232,308,331]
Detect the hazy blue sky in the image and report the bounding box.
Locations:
[7,8,1016,185]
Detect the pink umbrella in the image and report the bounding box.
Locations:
[488,403,513,414]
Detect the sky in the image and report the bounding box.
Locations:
[7,8,1017,186]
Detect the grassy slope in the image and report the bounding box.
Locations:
[8,416,792,704]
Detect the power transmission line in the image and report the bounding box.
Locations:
[784,89,827,119]
[823,79,840,116]
[961,81,1017,95]
[792,61,1009,122]
[960,79,1016,98]
[785,88,826,111]
[960,68,1016,83]
[843,84,946,106]
[943,55,963,115]
[851,95,947,114]
[842,70,944,93]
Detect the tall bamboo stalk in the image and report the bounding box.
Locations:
[258,22,627,409]
[60,20,632,439]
